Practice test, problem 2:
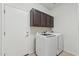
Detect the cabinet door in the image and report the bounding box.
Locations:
[41,13,47,27]
[33,10,41,26]
[50,17,54,27]
[30,9,34,26]
[46,15,51,27]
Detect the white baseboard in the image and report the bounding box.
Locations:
[64,49,78,56]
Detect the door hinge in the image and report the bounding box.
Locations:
[4,9,5,14]
[4,53,6,56]
[4,32,5,36]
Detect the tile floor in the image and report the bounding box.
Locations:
[28,51,74,56]
[59,51,74,56]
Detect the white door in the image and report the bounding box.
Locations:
[4,5,30,56]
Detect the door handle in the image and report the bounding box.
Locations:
[25,32,29,37]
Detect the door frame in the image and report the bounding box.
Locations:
[2,3,5,56]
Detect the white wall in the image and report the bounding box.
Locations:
[51,3,79,55]
[0,3,2,56]
[5,3,51,54]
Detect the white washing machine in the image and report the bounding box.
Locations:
[36,32,64,56]
[36,32,57,56]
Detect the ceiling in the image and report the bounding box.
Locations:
[40,3,62,10]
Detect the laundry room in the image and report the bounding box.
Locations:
[0,3,79,56]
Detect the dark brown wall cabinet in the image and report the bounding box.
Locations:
[33,9,41,26]
[41,13,47,27]
[30,8,54,27]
